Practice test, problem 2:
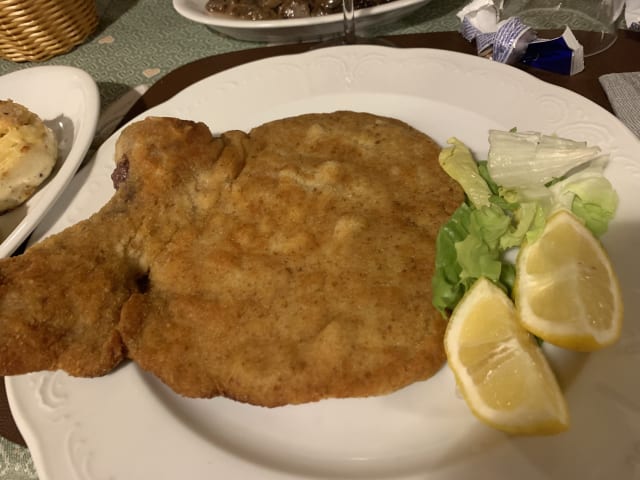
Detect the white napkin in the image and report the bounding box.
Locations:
[599,72,640,138]
[625,0,640,30]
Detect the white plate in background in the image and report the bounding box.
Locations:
[173,0,433,42]
[7,46,640,480]
[0,66,99,257]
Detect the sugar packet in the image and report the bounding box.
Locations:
[457,0,585,75]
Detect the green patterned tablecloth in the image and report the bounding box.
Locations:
[1,0,465,110]
[0,0,464,478]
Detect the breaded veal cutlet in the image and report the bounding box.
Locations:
[0,111,463,406]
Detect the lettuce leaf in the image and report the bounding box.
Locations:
[439,138,493,208]
[432,132,618,317]
[499,201,547,248]
[432,203,471,315]
[549,156,618,235]
[487,130,602,188]
[433,203,514,315]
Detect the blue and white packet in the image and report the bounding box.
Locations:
[457,0,586,75]
[457,0,536,64]
[457,0,500,56]
[520,28,585,76]
[492,17,537,64]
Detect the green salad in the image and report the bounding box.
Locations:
[432,129,619,316]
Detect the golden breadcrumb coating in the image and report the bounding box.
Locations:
[0,112,463,406]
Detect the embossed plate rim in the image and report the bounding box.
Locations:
[6,46,640,480]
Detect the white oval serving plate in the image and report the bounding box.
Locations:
[0,66,99,258]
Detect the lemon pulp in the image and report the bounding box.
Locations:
[445,278,569,435]
[515,209,623,351]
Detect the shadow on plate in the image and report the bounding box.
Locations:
[510,218,640,479]
[45,114,75,163]
[139,369,515,479]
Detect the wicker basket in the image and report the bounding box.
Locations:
[0,0,98,62]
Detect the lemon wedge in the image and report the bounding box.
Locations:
[445,278,569,435]
[514,209,623,351]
